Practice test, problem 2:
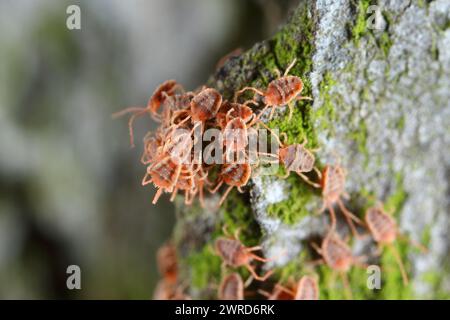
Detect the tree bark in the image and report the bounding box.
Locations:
[173,0,450,299]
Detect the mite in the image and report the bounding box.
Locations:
[234,58,312,121]
[170,164,209,206]
[157,242,178,284]
[140,130,163,165]
[216,101,254,130]
[365,204,427,286]
[215,228,274,281]
[210,163,252,206]
[260,275,320,300]
[215,47,243,70]
[294,275,320,300]
[188,87,223,128]
[260,125,321,187]
[142,153,197,204]
[319,164,363,237]
[218,273,244,300]
[113,80,183,147]
[153,280,191,300]
[258,285,296,300]
[311,232,366,300]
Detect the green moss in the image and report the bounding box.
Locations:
[273,252,308,282]
[384,172,407,215]
[379,241,414,299]
[221,191,261,247]
[421,269,450,299]
[273,6,314,77]
[318,264,380,300]
[268,103,319,148]
[266,175,318,225]
[352,0,372,45]
[347,120,369,166]
[314,72,338,134]
[186,246,222,291]
[378,31,393,57]
[421,225,432,248]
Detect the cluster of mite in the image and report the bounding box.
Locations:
[115,59,426,300]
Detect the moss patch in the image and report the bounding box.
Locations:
[186,246,222,291]
[221,191,261,247]
[266,175,318,225]
[352,0,373,46]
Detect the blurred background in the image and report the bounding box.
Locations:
[0,0,299,299]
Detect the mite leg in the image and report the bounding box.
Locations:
[152,188,164,204]
[170,187,179,202]
[269,105,277,120]
[274,284,296,297]
[234,87,265,103]
[398,233,428,253]
[337,199,364,238]
[209,180,223,194]
[142,172,153,186]
[389,244,409,286]
[287,102,294,121]
[112,107,148,147]
[218,185,234,206]
[284,58,297,76]
[245,265,274,282]
[297,172,321,188]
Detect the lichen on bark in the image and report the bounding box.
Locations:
[172,0,450,299]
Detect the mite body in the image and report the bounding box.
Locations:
[365,206,398,245]
[259,275,319,300]
[210,163,252,206]
[190,87,222,123]
[320,164,363,237]
[365,205,427,285]
[218,273,244,300]
[215,229,273,281]
[294,276,320,300]
[258,124,321,187]
[142,153,198,204]
[141,131,163,165]
[216,101,254,129]
[234,58,312,120]
[157,242,178,284]
[312,232,365,300]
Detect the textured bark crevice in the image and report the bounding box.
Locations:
[172,0,449,299]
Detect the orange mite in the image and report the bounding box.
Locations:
[365,204,427,286]
[218,273,245,300]
[113,80,183,147]
[215,228,274,281]
[311,232,365,300]
[260,275,320,300]
[141,130,163,165]
[258,285,295,300]
[210,163,252,206]
[157,242,178,284]
[171,164,209,206]
[234,58,312,120]
[216,101,254,129]
[190,87,222,123]
[294,276,320,300]
[215,48,243,70]
[142,152,198,204]
[259,125,321,187]
[153,280,191,300]
[319,164,363,237]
